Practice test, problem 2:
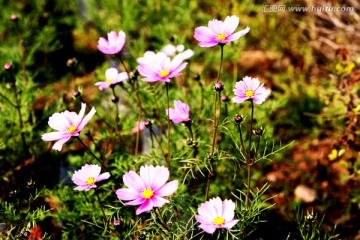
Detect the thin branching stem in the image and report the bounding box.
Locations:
[237,124,247,160]
[186,122,194,141]
[76,136,109,172]
[245,100,255,209]
[118,56,143,157]
[150,128,167,164]
[13,82,30,157]
[165,82,171,173]
[155,208,170,233]
[247,100,254,163]
[111,86,121,137]
[252,136,261,164]
[206,45,224,201]
[95,190,121,239]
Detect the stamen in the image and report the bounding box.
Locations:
[245,89,255,98]
[141,188,154,199]
[106,78,114,83]
[67,125,77,134]
[159,70,170,78]
[213,216,225,226]
[86,177,95,186]
[216,33,228,41]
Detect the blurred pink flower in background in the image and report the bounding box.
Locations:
[132,121,145,133]
[95,68,128,90]
[116,165,178,215]
[161,44,194,61]
[232,76,270,104]
[137,52,187,82]
[71,164,110,191]
[41,103,96,151]
[97,30,126,54]
[194,15,250,47]
[195,197,239,234]
[166,100,190,124]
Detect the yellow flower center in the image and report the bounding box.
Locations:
[216,33,228,41]
[159,69,170,78]
[106,78,114,83]
[141,188,154,199]
[213,216,225,226]
[245,89,255,98]
[181,114,188,119]
[86,177,95,186]
[67,125,77,134]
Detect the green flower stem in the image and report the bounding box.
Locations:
[210,92,218,155]
[149,128,167,165]
[76,136,109,172]
[0,92,16,107]
[111,86,121,138]
[155,208,170,233]
[165,82,171,174]
[247,100,254,163]
[185,122,194,141]
[245,100,255,209]
[118,56,143,157]
[206,45,224,201]
[94,190,121,239]
[237,124,247,160]
[12,83,30,157]
[252,135,261,164]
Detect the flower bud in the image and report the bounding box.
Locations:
[66,58,77,67]
[234,115,243,124]
[4,63,12,71]
[214,82,223,92]
[111,96,119,103]
[186,140,193,146]
[254,128,263,136]
[144,119,152,128]
[113,219,121,226]
[221,95,229,102]
[73,91,81,98]
[138,234,146,240]
[84,130,91,136]
[10,14,18,22]
[193,73,200,81]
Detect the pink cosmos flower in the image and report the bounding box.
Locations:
[97,31,126,54]
[194,15,250,47]
[166,100,190,124]
[132,121,145,133]
[232,76,270,104]
[95,68,128,90]
[71,164,110,191]
[116,165,178,215]
[41,103,96,151]
[137,52,187,82]
[195,197,239,234]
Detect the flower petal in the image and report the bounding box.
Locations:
[155,180,178,197]
[123,171,145,191]
[116,188,140,201]
[136,199,154,215]
[52,136,71,151]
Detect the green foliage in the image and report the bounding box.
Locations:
[290,207,339,240]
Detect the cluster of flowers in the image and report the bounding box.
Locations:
[41,15,271,234]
